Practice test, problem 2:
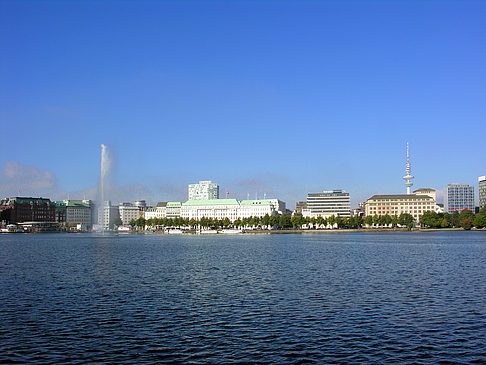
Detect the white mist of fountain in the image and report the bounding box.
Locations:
[98,144,113,230]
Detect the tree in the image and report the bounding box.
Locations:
[279,214,291,228]
[261,214,270,228]
[420,211,440,228]
[391,215,399,228]
[473,213,486,228]
[364,215,373,226]
[399,213,414,229]
[451,211,460,227]
[459,209,475,230]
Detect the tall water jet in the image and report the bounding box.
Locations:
[98,144,113,230]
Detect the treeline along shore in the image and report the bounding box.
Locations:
[130,207,486,232]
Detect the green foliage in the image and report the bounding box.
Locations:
[459,209,474,230]
[399,213,414,229]
[473,214,486,228]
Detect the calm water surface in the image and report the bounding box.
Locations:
[1,231,485,363]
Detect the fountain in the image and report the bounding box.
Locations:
[97,144,113,230]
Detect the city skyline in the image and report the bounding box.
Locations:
[1,1,485,208]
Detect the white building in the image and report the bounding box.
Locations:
[303,190,351,218]
[144,202,167,220]
[166,202,182,218]
[99,201,120,229]
[180,199,277,221]
[267,199,287,215]
[188,180,219,200]
[118,203,142,225]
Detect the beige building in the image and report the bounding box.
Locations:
[364,191,436,221]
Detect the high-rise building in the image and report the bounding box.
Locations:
[188,180,219,200]
[446,184,475,213]
[302,190,351,218]
[479,176,486,209]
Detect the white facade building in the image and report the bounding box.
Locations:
[303,190,351,218]
[267,199,286,215]
[118,203,142,225]
[144,202,167,220]
[180,199,277,221]
[99,201,120,229]
[188,180,219,200]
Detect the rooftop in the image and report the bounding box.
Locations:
[183,199,239,207]
[368,194,434,201]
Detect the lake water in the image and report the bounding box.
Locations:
[1,231,485,363]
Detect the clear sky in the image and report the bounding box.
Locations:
[1,0,485,208]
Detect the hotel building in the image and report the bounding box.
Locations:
[446,184,475,213]
[188,180,219,200]
[0,197,56,224]
[180,199,277,221]
[364,191,436,221]
[302,190,351,218]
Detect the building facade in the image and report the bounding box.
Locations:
[446,184,475,213]
[302,190,351,218]
[64,200,93,228]
[479,176,486,209]
[180,199,277,221]
[0,197,56,224]
[364,193,436,221]
[144,202,168,220]
[99,201,121,229]
[118,203,142,225]
[188,180,219,200]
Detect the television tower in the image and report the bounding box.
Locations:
[403,142,414,194]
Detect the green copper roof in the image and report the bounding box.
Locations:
[6,197,52,205]
[240,199,272,206]
[167,202,182,207]
[182,199,239,207]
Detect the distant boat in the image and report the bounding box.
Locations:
[219,229,243,234]
[197,229,218,234]
[167,229,183,235]
[117,226,131,233]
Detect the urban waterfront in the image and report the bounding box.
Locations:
[1,232,485,363]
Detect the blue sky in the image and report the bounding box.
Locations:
[1,0,485,208]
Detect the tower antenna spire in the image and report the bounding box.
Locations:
[403,142,414,194]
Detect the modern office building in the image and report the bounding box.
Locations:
[294,201,308,215]
[302,190,351,218]
[118,203,142,225]
[364,191,436,221]
[188,180,219,200]
[446,184,475,213]
[0,197,56,224]
[479,176,486,209]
